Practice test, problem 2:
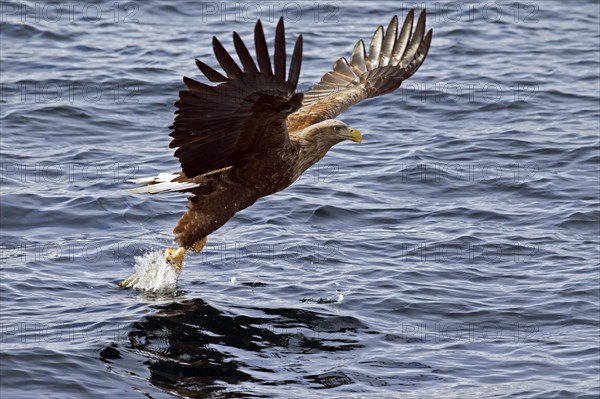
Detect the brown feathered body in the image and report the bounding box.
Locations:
[129,10,432,249]
[172,120,342,248]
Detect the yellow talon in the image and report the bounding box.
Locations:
[163,238,206,274]
[164,247,186,272]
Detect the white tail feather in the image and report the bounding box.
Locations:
[128,172,198,194]
[127,172,179,185]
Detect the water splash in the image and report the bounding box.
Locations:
[120,250,180,293]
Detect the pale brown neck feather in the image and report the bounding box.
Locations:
[289,122,340,180]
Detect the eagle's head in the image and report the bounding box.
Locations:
[309,119,363,146]
[293,119,363,175]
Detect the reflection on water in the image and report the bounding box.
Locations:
[101,298,390,397]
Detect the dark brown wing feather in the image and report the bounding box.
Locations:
[170,17,303,178]
[287,9,431,132]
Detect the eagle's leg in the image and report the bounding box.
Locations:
[164,237,207,273]
[191,236,207,253]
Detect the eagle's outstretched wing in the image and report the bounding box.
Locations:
[287,9,431,132]
[171,17,303,178]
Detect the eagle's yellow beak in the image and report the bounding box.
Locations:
[346,127,363,143]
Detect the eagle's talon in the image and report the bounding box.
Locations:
[164,247,186,273]
[118,275,137,288]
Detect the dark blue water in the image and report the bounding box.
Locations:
[1,1,599,397]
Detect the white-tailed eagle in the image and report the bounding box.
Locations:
[121,10,431,286]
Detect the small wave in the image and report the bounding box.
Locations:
[558,210,600,230]
[301,289,344,304]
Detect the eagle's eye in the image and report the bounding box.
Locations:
[334,126,342,132]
